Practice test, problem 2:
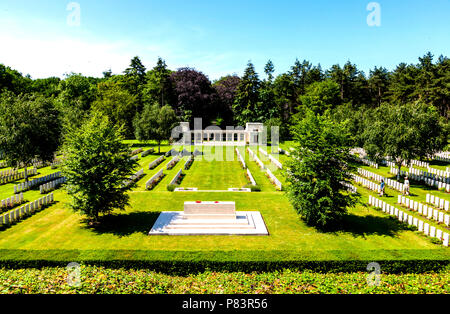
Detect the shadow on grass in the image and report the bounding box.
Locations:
[82,212,160,237]
[334,213,412,238]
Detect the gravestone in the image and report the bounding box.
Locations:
[424,223,429,235]
[418,220,424,231]
[430,226,436,238]
[436,229,443,240]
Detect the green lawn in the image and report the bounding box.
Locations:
[0,143,448,268]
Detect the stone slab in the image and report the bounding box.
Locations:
[149,211,269,236]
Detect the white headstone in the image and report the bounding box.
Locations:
[430,226,436,238]
[443,233,449,247]
[424,223,429,235]
[418,220,424,231]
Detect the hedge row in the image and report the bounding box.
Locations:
[0,259,448,275]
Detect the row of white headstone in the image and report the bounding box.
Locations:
[170,169,183,186]
[266,168,282,191]
[357,168,404,192]
[247,148,265,170]
[149,156,165,170]
[425,194,450,211]
[398,195,450,227]
[434,152,450,163]
[411,159,429,168]
[40,177,67,194]
[235,148,246,169]
[369,195,449,247]
[146,169,164,190]
[0,168,37,185]
[268,154,283,170]
[341,182,357,194]
[247,168,257,186]
[259,147,268,157]
[360,158,379,169]
[166,157,180,170]
[122,169,144,188]
[0,193,54,227]
[391,167,450,191]
[426,167,450,179]
[395,166,450,183]
[352,174,381,193]
[141,148,155,158]
[184,155,194,170]
[1,193,24,210]
[14,172,63,194]
[130,148,143,156]
[130,155,140,161]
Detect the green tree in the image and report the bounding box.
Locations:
[62,113,138,223]
[362,102,447,179]
[134,103,178,153]
[142,57,174,108]
[233,61,261,125]
[92,81,138,138]
[298,80,341,116]
[0,92,61,180]
[368,67,390,106]
[286,110,357,229]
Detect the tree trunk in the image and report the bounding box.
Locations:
[158,141,161,154]
[397,163,401,181]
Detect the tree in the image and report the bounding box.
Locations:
[62,113,138,223]
[286,110,357,229]
[213,75,241,126]
[92,81,138,138]
[362,102,447,179]
[273,73,296,125]
[170,67,216,125]
[298,80,341,116]
[134,103,179,153]
[368,67,390,106]
[0,64,32,95]
[260,60,278,121]
[142,57,174,108]
[233,61,261,125]
[0,92,61,180]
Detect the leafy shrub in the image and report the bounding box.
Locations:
[245,184,261,192]
[167,184,177,192]
[431,238,442,245]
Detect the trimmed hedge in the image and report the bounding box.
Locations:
[0,249,448,275]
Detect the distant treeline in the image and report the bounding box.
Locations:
[0,52,448,140]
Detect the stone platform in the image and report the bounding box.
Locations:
[148,201,269,236]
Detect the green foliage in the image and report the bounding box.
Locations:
[92,81,138,138]
[250,184,261,192]
[298,80,341,116]
[233,61,261,125]
[61,113,138,222]
[166,184,177,192]
[0,266,449,294]
[0,64,32,95]
[362,102,447,175]
[286,110,357,229]
[134,103,178,153]
[0,92,61,173]
[142,57,174,108]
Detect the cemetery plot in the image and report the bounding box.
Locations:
[180,148,247,191]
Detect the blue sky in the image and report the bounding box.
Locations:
[0,0,449,80]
